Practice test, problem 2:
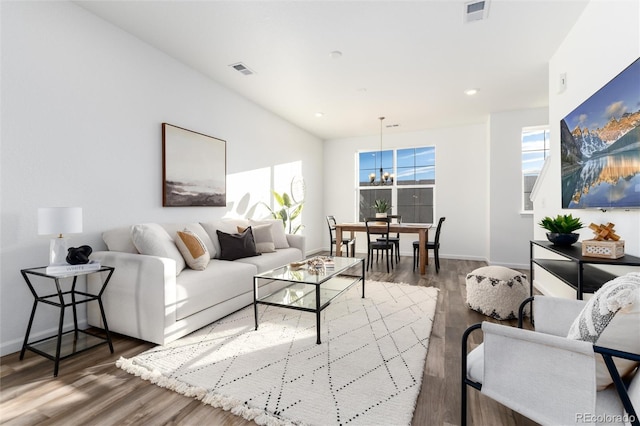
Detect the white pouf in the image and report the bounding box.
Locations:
[465,265,530,320]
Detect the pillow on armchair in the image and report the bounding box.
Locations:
[567,272,640,390]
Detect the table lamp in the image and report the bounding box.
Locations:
[38,207,83,265]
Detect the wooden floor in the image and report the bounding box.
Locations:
[0,254,538,426]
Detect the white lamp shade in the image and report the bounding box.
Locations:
[38,207,83,236]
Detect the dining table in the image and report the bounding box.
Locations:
[334,222,432,274]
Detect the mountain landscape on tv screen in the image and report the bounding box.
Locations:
[560,58,640,209]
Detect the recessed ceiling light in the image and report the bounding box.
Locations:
[315,112,324,118]
[329,51,342,59]
[464,88,479,96]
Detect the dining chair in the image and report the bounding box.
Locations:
[326,215,355,257]
[365,217,394,273]
[413,217,445,273]
[377,214,401,263]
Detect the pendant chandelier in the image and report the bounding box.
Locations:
[369,116,394,185]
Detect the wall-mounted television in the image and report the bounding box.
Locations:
[560,57,640,209]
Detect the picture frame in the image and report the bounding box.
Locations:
[162,123,226,207]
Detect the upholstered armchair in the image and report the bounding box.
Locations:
[462,274,640,426]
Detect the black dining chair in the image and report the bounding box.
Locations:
[377,214,401,263]
[365,217,394,273]
[413,217,446,273]
[326,215,356,257]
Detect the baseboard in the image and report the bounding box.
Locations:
[488,261,530,270]
[0,319,89,357]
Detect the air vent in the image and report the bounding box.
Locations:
[464,0,489,23]
[229,62,255,76]
[385,124,400,128]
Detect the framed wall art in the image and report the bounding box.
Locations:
[162,123,226,207]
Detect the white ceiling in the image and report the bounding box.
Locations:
[76,0,590,140]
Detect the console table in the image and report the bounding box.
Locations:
[530,240,640,299]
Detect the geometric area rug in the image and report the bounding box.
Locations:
[117,281,439,426]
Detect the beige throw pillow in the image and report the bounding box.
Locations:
[249,219,289,249]
[238,224,276,253]
[567,272,640,390]
[175,229,210,270]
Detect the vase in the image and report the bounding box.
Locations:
[546,232,579,246]
[375,213,387,218]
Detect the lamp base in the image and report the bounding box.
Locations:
[49,237,69,265]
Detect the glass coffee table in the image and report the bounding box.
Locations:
[253,256,365,344]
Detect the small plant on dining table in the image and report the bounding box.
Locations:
[372,199,390,214]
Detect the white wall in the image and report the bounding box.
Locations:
[323,123,489,262]
[489,108,549,268]
[536,0,640,256]
[0,2,324,356]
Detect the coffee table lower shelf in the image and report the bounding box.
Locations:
[253,258,365,344]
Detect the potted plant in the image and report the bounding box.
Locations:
[538,214,584,246]
[373,199,390,218]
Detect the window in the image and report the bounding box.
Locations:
[358,146,435,223]
[521,127,550,211]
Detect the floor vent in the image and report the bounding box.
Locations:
[229,62,255,76]
[464,0,489,23]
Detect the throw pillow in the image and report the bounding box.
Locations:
[175,229,210,271]
[567,272,640,390]
[237,223,276,253]
[249,219,289,249]
[131,223,186,275]
[216,227,261,261]
[200,218,250,259]
[103,226,138,253]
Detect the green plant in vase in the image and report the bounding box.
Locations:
[538,214,584,246]
[261,177,305,235]
[372,199,390,217]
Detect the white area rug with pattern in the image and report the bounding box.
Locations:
[117,280,439,425]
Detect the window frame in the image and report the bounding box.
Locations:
[356,145,436,224]
[521,125,550,212]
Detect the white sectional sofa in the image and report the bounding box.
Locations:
[87,218,305,345]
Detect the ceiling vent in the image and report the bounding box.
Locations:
[464,0,489,23]
[229,62,255,76]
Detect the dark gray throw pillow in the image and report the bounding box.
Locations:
[216,227,261,261]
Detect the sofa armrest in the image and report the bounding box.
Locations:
[286,234,306,258]
[481,321,597,425]
[87,251,177,345]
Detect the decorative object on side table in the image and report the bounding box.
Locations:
[38,207,83,265]
[582,222,625,259]
[66,245,92,264]
[538,214,584,246]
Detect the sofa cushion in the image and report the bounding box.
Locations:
[236,247,303,273]
[160,223,215,259]
[175,229,210,271]
[567,272,640,390]
[131,223,186,274]
[217,227,260,261]
[102,226,139,253]
[238,223,275,253]
[250,218,289,248]
[175,260,257,320]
